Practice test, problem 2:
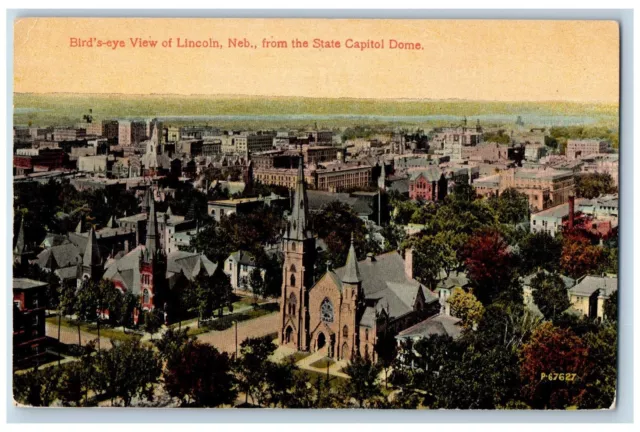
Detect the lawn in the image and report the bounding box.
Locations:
[309,358,336,369]
[299,369,347,391]
[46,316,142,342]
[285,351,312,364]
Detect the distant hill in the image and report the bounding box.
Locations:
[13,92,618,129]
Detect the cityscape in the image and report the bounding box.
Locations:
[11,18,619,410]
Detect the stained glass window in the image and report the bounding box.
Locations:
[320,298,334,323]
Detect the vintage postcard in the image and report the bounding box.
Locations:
[12,18,619,409]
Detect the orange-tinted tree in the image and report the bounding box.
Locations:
[519,322,588,409]
[560,230,605,278]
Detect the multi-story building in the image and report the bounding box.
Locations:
[202,139,222,156]
[431,121,484,161]
[474,167,575,212]
[315,162,372,192]
[303,145,338,165]
[13,278,48,364]
[223,250,267,293]
[408,167,448,201]
[118,120,147,146]
[530,196,585,237]
[207,194,289,222]
[568,275,617,320]
[13,148,66,175]
[53,127,86,141]
[566,139,609,160]
[462,142,510,162]
[579,153,619,186]
[102,120,119,140]
[165,126,180,143]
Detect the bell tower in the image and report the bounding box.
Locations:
[280,158,316,351]
[339,233,362,360]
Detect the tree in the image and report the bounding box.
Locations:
[95,339,161,407]
[163,339,237,407]
[560,231,605,278]
[249,267,266,305]
[489,188,530,225]
[13,365,63,407]
[518,231,563,275]
[603,290,618,322]
[403,234,458,289]
[461,228,518,304]
[310,201,367,267]
[261,360,298,407]
[575,173,616,199]
[374,330,397,389]
[519,322,589,409]
[530,272,572,320]
[340,355,383,408]
[142,309,164,339]
[447,287,485,330]
[235,336,277,405]
[154,327,192,363]
[577,324,617,409]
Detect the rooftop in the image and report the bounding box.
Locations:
[396,314,463,340]
[13,278,48,290]
[569,275,618,297]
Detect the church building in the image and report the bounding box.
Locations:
[280,161,440,361]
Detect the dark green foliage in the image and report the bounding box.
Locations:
[13,365,63,407]
[575,173,617,199]
[235,336,278,405]
[530,272,572,320]
[488,188,530,225]
[95,339,161,407]
[340,355,383,408]
[163,339,237,407]
[518,231,563,275]
[603,290,618,323]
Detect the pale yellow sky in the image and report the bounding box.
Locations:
[14,18,619,103]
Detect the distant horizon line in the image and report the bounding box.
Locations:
[13,91,619,106]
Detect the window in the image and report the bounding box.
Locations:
[290,274,296,287]
[365,328,369,341]
[320,298,334,323]
[288,293,297,316]
[343,325,348,338]
[291,242,296,251]
[289,264,297,273]
[143,289,150,304]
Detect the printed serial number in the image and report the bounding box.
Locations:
[540,372,577,381]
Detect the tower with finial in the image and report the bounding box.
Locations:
[81,227,102,284]
[139,194,166,311]
[280,156,316,350]
[339,232,363,360]
[13,215,29,266]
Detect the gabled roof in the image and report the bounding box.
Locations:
[570,275,618,297]
[36,243,82,269]
[409,166,443,182]
[521,270,575,290]
[396,314,463,340]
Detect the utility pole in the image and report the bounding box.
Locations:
[235,320,238,360]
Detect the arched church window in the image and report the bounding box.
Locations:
[343,325,348,338]
[290,274,296,287]
[289,264,297,273]
[365,328,369,341]
[320,298,334,323]
[289,293,297,316]
[143,289,150,304]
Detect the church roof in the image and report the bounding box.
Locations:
[327,251,438,321]
[287,158,311,240]
[36,243,82,269]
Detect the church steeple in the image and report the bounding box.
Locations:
[14,216,26,255]
[342,233,362,284]
[83,228,102,269]
[145,194,159,256]
[288,157,309,240]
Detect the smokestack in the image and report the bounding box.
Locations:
[568,195,575,230]
[404,248,414,280]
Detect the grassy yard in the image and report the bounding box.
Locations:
[309,358,336,369]
[300,369,347,391]
[46,316,142,342]
[285,351,312,364]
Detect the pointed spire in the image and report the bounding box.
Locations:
[288,157,309,240]
[145,195,158,256]
[141,188,151,213]
[14,216,26,255]
[342,233,362,284]
[106,215,117,229]
[75,218,84,234]
[166,205,173,216]
[83,227,102,268]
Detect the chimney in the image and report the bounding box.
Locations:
[568,195,575,230]
[404,248,414,280]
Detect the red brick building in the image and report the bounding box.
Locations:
[408,167,448,201]
[13,279,48,365]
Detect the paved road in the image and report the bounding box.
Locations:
[196,313,279,355]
